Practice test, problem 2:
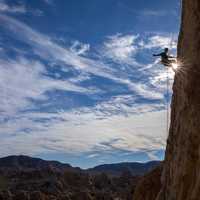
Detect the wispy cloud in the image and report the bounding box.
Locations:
[0,1,27,14]
[42,0,54,6]
[0,108,167,157]
[0,57,93,118]
[139,35,177,49]
[101,34,141,66]
[70,40,90,56]
[146,151,160,160]
[0,14,164,100]
[0,13,176,164]
[0,1,45,17]
[140,10,171,17]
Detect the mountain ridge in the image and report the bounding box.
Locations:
[0,155,161,200]
[87,160,160,176]
[0,155,160,176]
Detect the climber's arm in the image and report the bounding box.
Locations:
[153,53,162,57]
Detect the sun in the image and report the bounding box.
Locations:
[171,60,182,72]
[172,63,179,70]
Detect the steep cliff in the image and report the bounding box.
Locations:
[157,0,200,199]
[134,0,200,200]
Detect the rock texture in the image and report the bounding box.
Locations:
[133,165,162,200]
[156,0,200,199]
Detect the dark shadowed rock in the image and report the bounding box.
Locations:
[0,190,12,200]
[133,165,162,200]
[29,191,46,200]
[13,190,29,200]
[70,191,93,200]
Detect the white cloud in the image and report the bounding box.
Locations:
[30,9,44,17]
[146,151,160,160]
[0,14,175,160]
[42,0,54,5]
[72,94,164,119]
[0,1,44,17]
[0,1,26,14]
[0,14,164,100]
[140,35,177,49]
[0,108,167,156]
[0,57,93,117]
[102,34,141,65]
[70,40,90,56]
[87,154,99,158]
[140,10,168,17]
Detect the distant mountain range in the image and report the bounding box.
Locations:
[0,155,78,172]
[0,155,160,176]
[87,161,160,176]
[0,155,161,200]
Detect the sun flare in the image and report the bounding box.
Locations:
[171,60,182,72]
[172,63,179,70]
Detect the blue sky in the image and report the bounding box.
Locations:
[0,0,180,168]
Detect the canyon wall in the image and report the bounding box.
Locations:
[157,0,200,199]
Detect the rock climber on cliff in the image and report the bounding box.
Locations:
[153,48,176,67]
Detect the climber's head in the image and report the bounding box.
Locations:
[164,48,169,53]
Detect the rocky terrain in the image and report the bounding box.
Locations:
[133,0,200,200]
[0,156,159,200]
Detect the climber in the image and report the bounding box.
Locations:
[153,48,176,67]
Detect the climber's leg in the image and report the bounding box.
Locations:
[161,59,171,67]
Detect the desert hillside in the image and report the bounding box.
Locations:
[0,155,159,200]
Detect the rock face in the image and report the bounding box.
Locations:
[156,0,200,199]
[133,1,200,200]
[133,165,162,200]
